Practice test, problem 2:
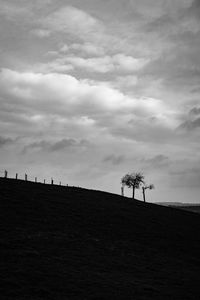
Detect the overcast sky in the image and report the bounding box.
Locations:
[0,0,200,202]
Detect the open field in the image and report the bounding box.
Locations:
[0,178,200,299]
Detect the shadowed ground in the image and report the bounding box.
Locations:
[0,178,200,299]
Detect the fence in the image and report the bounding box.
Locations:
[0,169,72,187]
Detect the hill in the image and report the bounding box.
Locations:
[1,178,200,299]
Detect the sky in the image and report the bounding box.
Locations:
[0,0,200,203]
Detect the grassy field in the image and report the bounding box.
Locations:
[1,178,200,299]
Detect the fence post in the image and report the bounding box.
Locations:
[25,173,27,181]
[16,173,18,180]
[44,179,45,184]
[35,177,37,183]
[4,170,8,178]
[59,181,61,186]
[51,178,53,185]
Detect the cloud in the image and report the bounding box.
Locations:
[112,120,175,143]
[177,107,200,131]
[41,53,148,74]
[0,68,125,115]
[0,68,178,146]
[0,68,163,116]
[63,55,113,73]
[189,106,200,117]
[0,136,13,147]
[144,155,169,167]
[114,75,138,89]
[41,6,101,38]
[22,138,90,154]
[50,138,90,151]
[31,29,51,38]
[0,1,31,20]
[187,0,200,18]
[60,43,105,57]
[179,117,200,131]
[133,0,199,103]
[129,0,193,21]
[103,154,125,165]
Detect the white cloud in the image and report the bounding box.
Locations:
[70,43,105,56]
[36,59,74,73]
[60,42,105,57]
[63,55,113,73]
[60,42,105,56]
[112,54,148,71]
[41,53,149,74]
[41,6,102,38]
[0,68,177,144]
[31,29,51,38]
[60,45,70,53]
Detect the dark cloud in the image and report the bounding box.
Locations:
[138,1,200,96]
[188,0,200,18]
[22,140,50,153]
[179,117,200,130]
[140,49,200,94]
[0,136,13,147]
[189,106,200,117]
[178,108,200,131]
[144,154,169,167]
[22,138,90,153]
[103,154,125,165]
[50,138,89,151]
[144,14,173,33]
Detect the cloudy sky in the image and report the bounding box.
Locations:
[0,0,200,203]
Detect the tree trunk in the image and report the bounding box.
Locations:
[143,187,146,203]
[132,186,135,199]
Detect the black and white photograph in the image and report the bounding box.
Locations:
[0,0,200,299]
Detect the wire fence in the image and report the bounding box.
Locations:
[0,169,73,187]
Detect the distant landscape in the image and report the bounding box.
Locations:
[156,202,200,214]
[1,177,200,299]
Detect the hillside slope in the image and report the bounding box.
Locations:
[0,178,200,299]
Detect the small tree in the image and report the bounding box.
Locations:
[121,172,144,199]
[142,184,155,203]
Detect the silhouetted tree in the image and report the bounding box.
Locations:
[142,184,155,203]
[121,172,144,199]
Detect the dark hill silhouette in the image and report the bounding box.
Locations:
[1,178,200,299]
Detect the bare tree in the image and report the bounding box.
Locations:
[142,184,155,203]
[121,172,144,199]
